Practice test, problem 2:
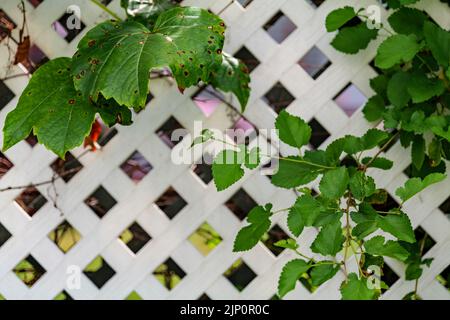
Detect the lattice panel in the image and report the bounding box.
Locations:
[0,0,449,300]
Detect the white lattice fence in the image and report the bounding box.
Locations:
[0,0,449,300]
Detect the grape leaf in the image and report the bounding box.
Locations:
[331,24,378,54]
[363,236,409,261]
[395,173,446,203]
[375,34,420,69]
[233,204,272,252]
[2,58,96,158]
[275,110,312,148]
[340,273,377,300]
[325,7,356,32]
[278,259,310,298]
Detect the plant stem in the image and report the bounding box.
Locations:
[89,0,122,21]
[342,194,353,280]
[295,249,313,261]
[363,131,400,170]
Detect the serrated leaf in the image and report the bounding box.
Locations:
[363,95,385,122]
[319,167,349,200]
[375,34,420,69]
[349,171,376,201]
[278,259,310,298]
[361,157,393,170]
[275,110,312,148]
[423,21,450,68]
[376,212,415,243]
[395,173,446,203]
[272,156,324,189]
[233,205,272,252]
[244,147,261,170]
[331,24,378,54]
[288,194,324,236]
[407,72,446,103]
[340,273,377,300]
[210,53,250,110]
[2,58,96,158]
[212,149,244,191]
[325,6,356,32]
[310,263,340,287]
[274,238,299,250]
[72,8,225,108]
[364,236,409,261]
[387,72,411,108]
[388,7,427,37]
[311,220,345,256]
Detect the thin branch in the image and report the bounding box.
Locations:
[89,0,122,21]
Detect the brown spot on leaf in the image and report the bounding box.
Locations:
[68,99,76,105]
[88,40,96,47]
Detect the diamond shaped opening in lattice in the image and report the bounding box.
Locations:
[403,156,446,180]
[52,12,86,42]
[234,46,260,73]
[156,116,186,149]
[263,11,297,44]
[334,83,367,117]
[50,152,83,183]
[298,268,317,293]
[0,9,16,41]
[188,222,223,256]
[439,196,450,216]
[224,259,257,292]
[308,118,330,149]
[54,290,73,300]
[83,256,116,289]
[119,222,152,254]
[17,44,49,74]
[198,293,211,300]
[0,80,15,111]
[28,0,44,8]
[262,225,289,257]
[48,220,81,253]
[192,85,224,118]
[237,0,253,8]
[299,46,332,80]
[414,226,436,256]
[0,151,14,180]
[340,155,359,168]
[153,258,186,290]
[126,291,142,300]
[14,186,47,217]
[381,263,400,292]
[25,133,38,147]
[120,151,153,183]
[306,0,325,8]
[155,187,187,220]
[13,255,46,287]
[436,265,450,291]
[263,82,295,114]
[371,190,399,212]
[95,118,119,148]
[225,189,258,221]
[0,222,12,248]
[192,158,213,185]
[84,186,117,219]
[228,116,258,146]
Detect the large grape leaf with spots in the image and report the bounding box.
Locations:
[72,7,226,108]
[2,58,97,158]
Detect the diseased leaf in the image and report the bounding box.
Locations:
[375,34,420,69]
[311,220,345,256]
[278,259,310,298]
[233,204,272,252]
[325,6,356,32]
[395,173,446,203]
[319,167,349,200]
[340,273,377,300]
[3,58,96,158]
[275,110,312,148]
[331,24,378,54]
[364,236,409,261]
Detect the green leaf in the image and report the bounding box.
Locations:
[411,135,425,170]
[319,167,349,200]
[395,173,446,203]
[340,273,377,300]
[407,72,446,103]
[310,263,340,287]
[423,21,450,68]
[388,7,427,37]
[2,58,96,158]
[364,236,409,261]
[275,110,312,148]
[272,157,323,189]
[72,8,225,108]
[375,34,420,69]
[96,97,133,127]
[287,194,324,236]
[361,157,394,170]
[331,24,378,54]
[121,0,177,28]
[210,53,250,110]
[311,220,345,256]
[191,129,214,147]
[233,204,272,252]
[349,171,376,201]
[244,147,261,170]
[363,95,385,122]
[278,259,310,298]
[325,6,356,32]
[274,238,298,250]
[387,72,411,108]
[405,262,423,280]
[361,129,389,150]
[376,212,415,243]
[212,149,244,191]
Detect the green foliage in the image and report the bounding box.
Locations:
[364,236,409,262]
[275,110,311,148]
[375,35,420,69]
[395,173,446,203]
[278,259,310,298]
[340,273,378,300]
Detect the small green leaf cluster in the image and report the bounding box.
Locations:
[326,3,450,179]
[195,108,446,299]
[2,3,251,158]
